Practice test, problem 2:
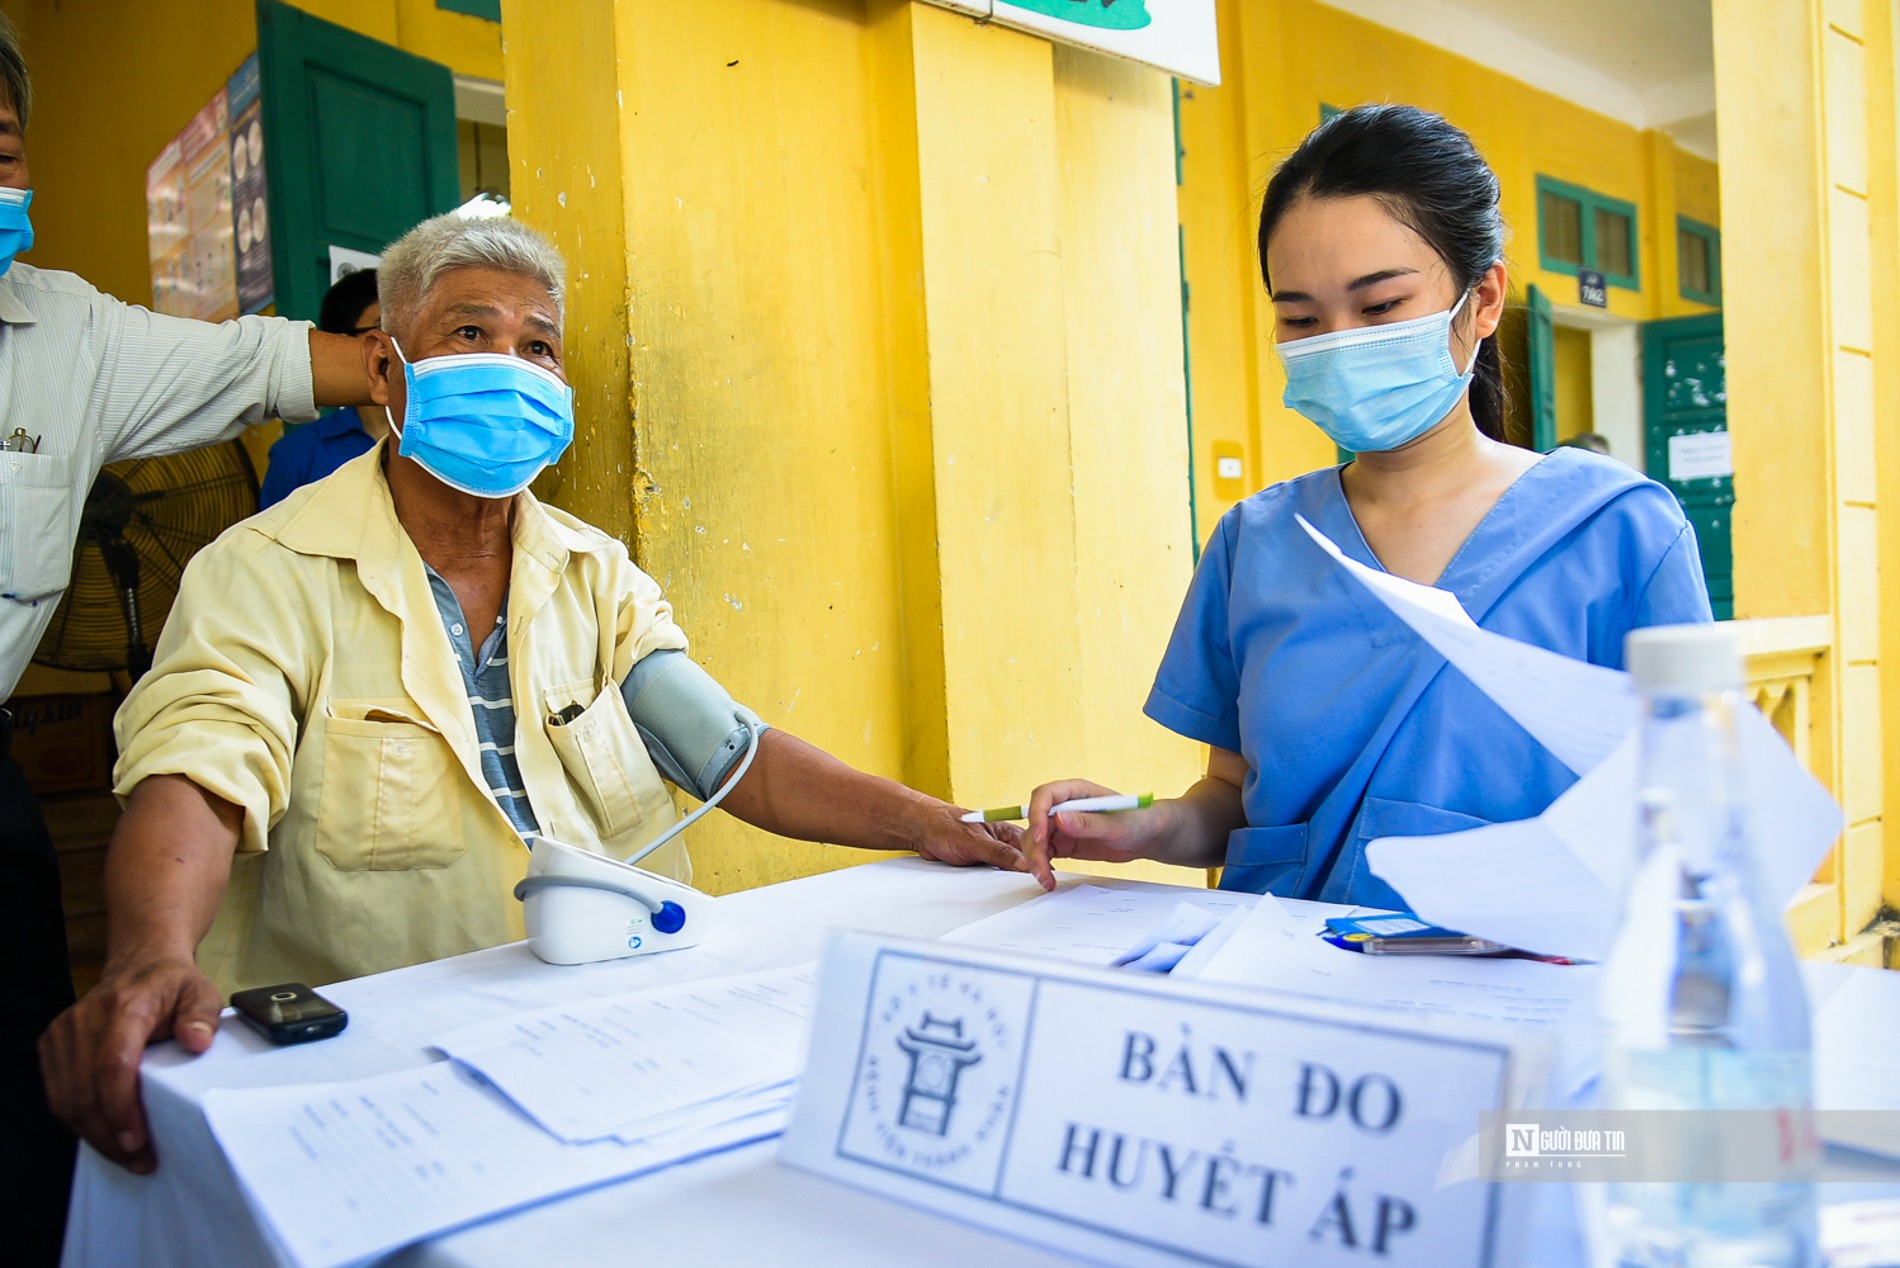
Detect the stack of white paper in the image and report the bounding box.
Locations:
[203,1058,783,1267]
[1187,892,1597,1028]
[203,965,818,1267]
[432,965,813,1144]
[1806,960,1900,1159]
[939,881,1256,967]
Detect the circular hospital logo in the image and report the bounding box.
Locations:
[838,954,1034,1189]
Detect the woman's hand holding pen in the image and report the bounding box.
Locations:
[1023,751,1249,889]
[1022,779,1172,891]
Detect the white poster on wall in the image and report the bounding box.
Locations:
[328,244,383,286]
[925,0,1221,85]
[1667,430,1733,482]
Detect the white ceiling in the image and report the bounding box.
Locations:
[1312,0,1718,160]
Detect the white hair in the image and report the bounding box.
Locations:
[377,214,566,340]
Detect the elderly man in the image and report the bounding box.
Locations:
[0,18,373,1262]
[41,213,1025,1176]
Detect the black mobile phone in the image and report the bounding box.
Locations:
[229,983,349,1045]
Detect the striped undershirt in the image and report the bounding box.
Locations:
[421,566,538,845]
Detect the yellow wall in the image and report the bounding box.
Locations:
[504,0,1204,893]
[0,0,499,308]
[1551,325,1595,442]
[1177,0,1721,539]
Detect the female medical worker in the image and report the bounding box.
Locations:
[1022,104,1712,903]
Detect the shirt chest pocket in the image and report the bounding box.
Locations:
[542,678,673,843]
[1339,797,1495,908]
[0,451,76,602]
[316,701,469,871]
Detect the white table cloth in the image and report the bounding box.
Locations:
[61,859,1896,1267]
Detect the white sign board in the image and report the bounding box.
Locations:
[925,0,1221,85]
[1667,430,1733,482]
[783,933,1539,1266]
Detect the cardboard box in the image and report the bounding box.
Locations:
[12,693,116,796]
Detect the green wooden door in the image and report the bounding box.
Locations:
[1642,314,1732,619]
[1526,284,1556,451]
[257,0,460,322]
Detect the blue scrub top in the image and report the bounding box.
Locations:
[259,408,378,509]
[1146,447,1713,907]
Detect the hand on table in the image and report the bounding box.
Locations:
[1023,778,1169,891]
[40,955,224,1174]
[913,801,1030,874]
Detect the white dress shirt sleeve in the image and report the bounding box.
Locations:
[88,299,320,464]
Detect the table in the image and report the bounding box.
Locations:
[62,860,1898,1267]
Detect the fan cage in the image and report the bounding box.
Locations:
[33,442,259,674]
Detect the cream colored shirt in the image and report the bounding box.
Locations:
[0,263,318,699]
[114,446,691,995]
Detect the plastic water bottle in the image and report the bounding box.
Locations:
[1592,623,1818,1267]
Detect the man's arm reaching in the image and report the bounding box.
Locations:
[713,727,1027,872]
[39,775,241,1175]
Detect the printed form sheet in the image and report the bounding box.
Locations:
[939,881,1257,966]
[203,1060,781,1268]
[204,966,816,1266]
[433,964,814,1143]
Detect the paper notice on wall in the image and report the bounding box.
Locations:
[146,79,237,321]
[1667,430,1733,481]
[227,53,273,315]
[329,244,383,285]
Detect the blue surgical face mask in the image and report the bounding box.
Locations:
[384,337,575,499]
[1276,291,1479,454]
[0,188,34,278]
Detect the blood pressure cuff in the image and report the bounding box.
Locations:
[620,649,764,802]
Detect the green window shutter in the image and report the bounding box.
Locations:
[1535,175,1640,291]
[1677,217,1722,306]
[1526,284,1556,452]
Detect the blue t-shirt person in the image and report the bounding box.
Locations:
[259,267,382,508]
[258,407,378,508]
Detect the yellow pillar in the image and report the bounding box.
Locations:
[503,0,1201,892]
[1714,0,1887,940]
[1869,0,1900,914]
[874,3,1086,807]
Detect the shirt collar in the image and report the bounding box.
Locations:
[266,440,610,576]
[0,271,36,325]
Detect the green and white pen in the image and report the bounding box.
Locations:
[960,793,1154,824]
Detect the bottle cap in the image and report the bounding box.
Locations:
[1625,623,1743,695]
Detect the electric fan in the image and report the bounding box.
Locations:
[32,442,258,677]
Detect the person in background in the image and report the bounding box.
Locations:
[259,267,388,507]
[0,18,373,1264]
[1021,105,1710,899]
[1559,431,1612,457]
